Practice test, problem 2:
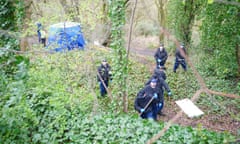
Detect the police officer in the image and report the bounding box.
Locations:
[154,43,168,68]
[40,29,47,47]
[97,59,112,96]
[154,66,166,81]
[134,79,159,120]
[145,71,172,116]
[173,43,187,72]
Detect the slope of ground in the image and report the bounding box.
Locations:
[129,36,240,136]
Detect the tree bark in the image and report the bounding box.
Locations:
[155,0,166,43]
[71,0,80,21]
[20,0,33,51]
[183,0,194,46]
[236,43,240,78]
[101,0,111,46]
[124,0,137,113]
[102,0,129,46]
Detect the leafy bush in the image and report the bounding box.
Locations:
[0,48,237,143]
[200,3,240,79]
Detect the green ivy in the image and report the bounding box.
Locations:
[108,1,128,106]
[166,0,206,46]
[200,2,240,79]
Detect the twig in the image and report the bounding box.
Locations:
[139,96,154,116]
[124,0,138,113]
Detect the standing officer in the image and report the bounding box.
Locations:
[154,43,168,68]
[173,43,187,72]
[97,59,112,97]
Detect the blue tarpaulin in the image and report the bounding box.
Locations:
[48,22,85,52]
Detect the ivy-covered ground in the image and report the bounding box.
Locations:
[0,45,239,143]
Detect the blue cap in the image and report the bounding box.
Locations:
[151,78,157,83]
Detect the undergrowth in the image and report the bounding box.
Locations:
[0,46,238,143]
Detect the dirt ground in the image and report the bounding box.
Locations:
[130,36,240,136]
[161,100,240,135]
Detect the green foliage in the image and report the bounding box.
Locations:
[0,0,24,47]
[108,1,128,104]
[166,0,206,45]
[0,0,28,121]
[167,69,200,100]
[0,48,237,143]
[200,2,240,78]
[0,0,26,84]
[0,0,16,31]
[65,113,235,143]
[1,1,239,143]
[0,51,94,143]
[0,54,30,144]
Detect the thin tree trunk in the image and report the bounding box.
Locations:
[155,0,166,43]
[20,0,33,51]
[124,0,137,113]
[236,43,240,78]
[158,0,166,42]
[101,0,112,46]
[71,0,80,21]
[183,0,194,46]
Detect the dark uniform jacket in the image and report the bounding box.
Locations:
[154,68,166,80]
[97,64,111,82]
[175,47,186,60]
[134,85,159,113]
[154,48,168,62]
[145,76,171,103]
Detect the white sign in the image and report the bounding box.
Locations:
[175,98,204,118]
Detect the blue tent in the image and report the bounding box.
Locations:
[48,22,85,52]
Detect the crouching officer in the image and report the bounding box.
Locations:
[97,59,112,96]
[145,72,172,116]
[134,79,159,120]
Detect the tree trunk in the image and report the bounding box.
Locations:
[20,0,33,51]
[155,0,166,43]
[101,0,111,46]
[183,0,194,46]
[236,43,240,78]
[71,0,80,21]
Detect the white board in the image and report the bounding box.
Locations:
[175,98,204,118]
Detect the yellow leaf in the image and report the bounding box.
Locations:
[208,0,214,4]
[182,0,185,5]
